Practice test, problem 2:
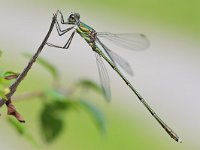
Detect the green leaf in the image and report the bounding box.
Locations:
[0,90,7,99]
[0,71,16,99]
[79,99,106,133]
[0,73,11,99]
[0,50,2,57]
[23,53,59,80]
[40,98,82,143]
[40,101,69,143]
[0,87,10,99]
[1,71,19,80]
[45,88,66,102]
[7,118,38,146]
[76,79,102,94]
[7,117,26,134]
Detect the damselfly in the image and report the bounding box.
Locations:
[46,11,181,142]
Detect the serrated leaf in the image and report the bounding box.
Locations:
[79,99,106,133]
[23,53,59,80]
[76,79,102,94]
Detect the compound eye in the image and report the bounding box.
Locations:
[69,14,75,21]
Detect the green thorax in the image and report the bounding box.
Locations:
[76,22,95,42]
[76,21,101,53]
[78,21,94,33]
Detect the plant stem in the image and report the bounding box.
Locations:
[12,91,44,101]
[0,14,57,108]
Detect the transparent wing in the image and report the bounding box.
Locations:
[95,52,111,101]
[96,38,133,76]
[97,32,150,50]
[107,50,133,76]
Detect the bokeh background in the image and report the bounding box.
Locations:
[0,0,200,149]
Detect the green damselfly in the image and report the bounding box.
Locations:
[46,11,181,142]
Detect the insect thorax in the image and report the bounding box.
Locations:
[77,22,97,44]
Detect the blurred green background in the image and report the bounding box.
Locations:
[0,0,200,149]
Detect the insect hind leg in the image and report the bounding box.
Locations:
[46,31,76,49]
[46,43,68,49]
